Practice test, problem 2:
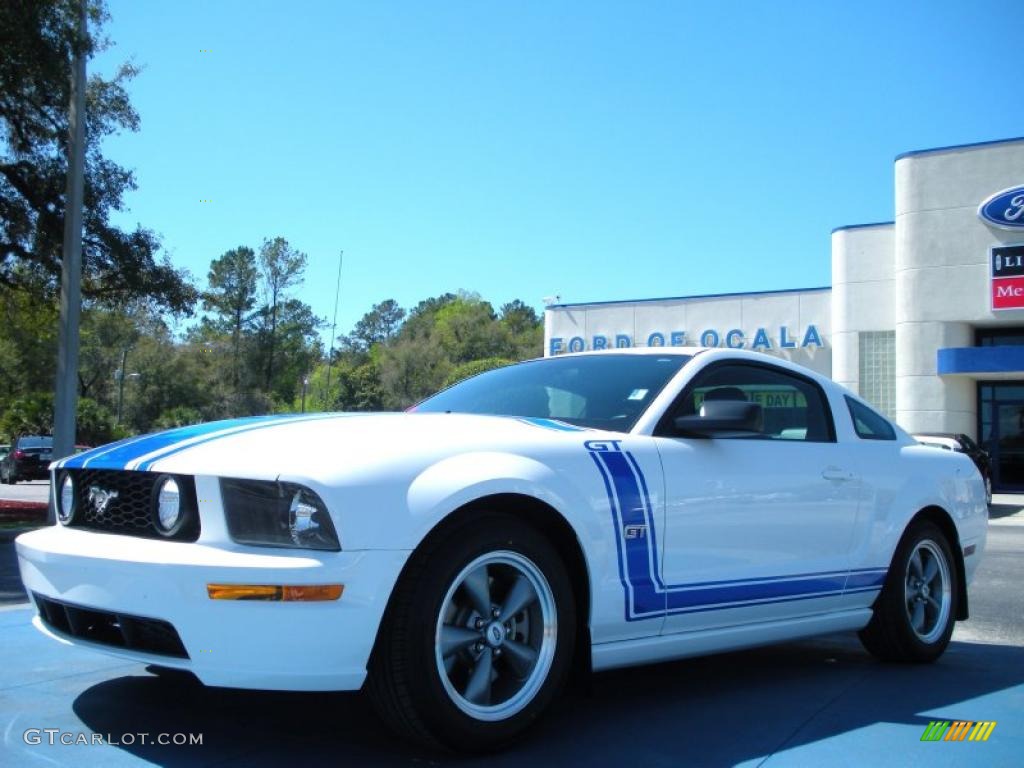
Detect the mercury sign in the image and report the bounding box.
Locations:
[548,325,824,355]
[991,244,1024,310]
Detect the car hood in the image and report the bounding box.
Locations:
[57,412,599,481]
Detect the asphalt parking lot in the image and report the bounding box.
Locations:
[1,506,1021,767]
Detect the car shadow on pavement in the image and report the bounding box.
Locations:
[989,502,1024,520]
[72,634,1024,767]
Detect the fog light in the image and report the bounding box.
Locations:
[155,476,182,534]
[58,473,76,524]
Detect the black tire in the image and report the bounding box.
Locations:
[859,519,958,663]
[367,512,576,752]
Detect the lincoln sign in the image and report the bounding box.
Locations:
[991,244,1024,311]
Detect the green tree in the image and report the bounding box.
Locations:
[258,237,307,390]
[0,0,195,312]
[0,287,59,403]
[499,300,539,335]
[342,299,405,353]
[0,392,114,446]
[443,357,513,387]
[433,295,513,363]
[263,298,323,403]
[203,246,258,388]
[500,299,543,358]
[379,337,449,409]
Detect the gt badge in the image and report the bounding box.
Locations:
[623,524,647,540]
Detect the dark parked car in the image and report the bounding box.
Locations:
[913,432,992,503]
[0,435,53,484]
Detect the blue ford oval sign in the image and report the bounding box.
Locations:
[979,186,1024,229]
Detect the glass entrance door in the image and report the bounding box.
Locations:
[979,383,1024,491]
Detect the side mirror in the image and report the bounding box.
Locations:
[673,399,764,438]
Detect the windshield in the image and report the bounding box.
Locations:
[18,436,52,449]
[414,353,691,432]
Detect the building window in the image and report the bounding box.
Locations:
[858,331,895,418]
[976,327,1024,346]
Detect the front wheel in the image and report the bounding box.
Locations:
[367,512,576,752]
[985,474,992,505]
[859,519,958,663]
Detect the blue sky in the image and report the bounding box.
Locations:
[94,1,1023,341]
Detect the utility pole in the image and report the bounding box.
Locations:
[53,0,87,466]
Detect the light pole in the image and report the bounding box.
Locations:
[301,376,309,413]
[53,0,88,462]
[116,349,141,425]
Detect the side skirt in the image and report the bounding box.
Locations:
[591,608,874,672]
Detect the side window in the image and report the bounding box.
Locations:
[670,363,835,442]
[845,396,896,441]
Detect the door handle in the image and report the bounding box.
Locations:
[822,467,857,482]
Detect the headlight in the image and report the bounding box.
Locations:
[220,478,340,551]
[151,474,196,537]
[57,472,76,524]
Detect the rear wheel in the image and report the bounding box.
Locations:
[985,474,992,504]
[368,513,576,752]
[859,520,958,663]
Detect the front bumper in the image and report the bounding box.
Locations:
[16,526,409,691]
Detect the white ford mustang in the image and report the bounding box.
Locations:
[17,348,987,750]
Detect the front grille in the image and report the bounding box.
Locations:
[63,469,199,541]
[34,593,189,659]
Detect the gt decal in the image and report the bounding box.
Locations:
[623,524,647,540]
[585,441,888,621]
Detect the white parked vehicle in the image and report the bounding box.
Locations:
[17,348,988,751]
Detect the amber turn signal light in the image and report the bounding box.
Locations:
[207,583,343,601]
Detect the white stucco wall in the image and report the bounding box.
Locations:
[544,288,832,376]
[894,139,1024,436]
[831,223,895,394]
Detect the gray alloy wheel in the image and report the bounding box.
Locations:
[985,475,992,504]
[367,512,575,752]
[859,518,958,663]
[434,551,557,722]
[903,539,952,645]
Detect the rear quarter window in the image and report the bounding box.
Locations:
[845,396,896,441]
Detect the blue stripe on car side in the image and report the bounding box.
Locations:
[588,451,636,622]
[593,448,664,617]
[585,440,888,621]
[844,569,888,590]
[623,449,666,591]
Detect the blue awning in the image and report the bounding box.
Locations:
[937,345,1024,375]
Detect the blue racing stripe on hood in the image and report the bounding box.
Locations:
[60,415,290,470]
[132,412,346,471]
[518,417,587,432]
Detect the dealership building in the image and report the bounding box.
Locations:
[544,136,1024,490]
